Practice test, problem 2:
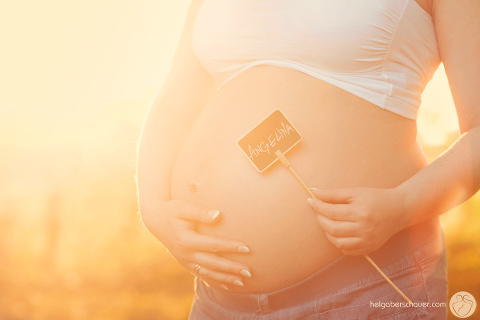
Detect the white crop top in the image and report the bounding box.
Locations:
[192,0,441,120]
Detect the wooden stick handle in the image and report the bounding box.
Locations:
[364,255,413,304]
[276,150,315,198]
[274,150,412,304]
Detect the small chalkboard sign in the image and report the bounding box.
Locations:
[237,110,302,172]
[236,109,412,304]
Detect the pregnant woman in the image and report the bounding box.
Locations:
[137,0,480,319]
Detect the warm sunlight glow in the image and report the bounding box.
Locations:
[0,1,478,319]
[418,64,460,147]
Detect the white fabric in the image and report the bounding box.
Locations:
[193,0,440,120]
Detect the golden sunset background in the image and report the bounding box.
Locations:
[0,1,478,319]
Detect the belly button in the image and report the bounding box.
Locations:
[189,180,201,192]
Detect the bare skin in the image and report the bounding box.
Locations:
[137,0,480,293]
[169,65,426,292]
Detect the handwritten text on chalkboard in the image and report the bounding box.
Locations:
[237,110,302,172]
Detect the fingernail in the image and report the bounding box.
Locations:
[208,210,220,219]
[221,284,229,291]
[240,270,252,278]
[237,246,250,253]
[307,198,314,205]
[233,280,244,287]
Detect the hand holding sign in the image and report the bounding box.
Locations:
[238,109,412,304]
[307,187,407,255]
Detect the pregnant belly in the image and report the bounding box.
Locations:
[170,66,426,293]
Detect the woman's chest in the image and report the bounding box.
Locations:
[193,0,410,73]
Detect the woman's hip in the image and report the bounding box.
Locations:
[189,218,447,319]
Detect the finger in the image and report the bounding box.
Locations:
[175,201,221,223]
[193,252,252,278]
[310,188,353,204]
[199,278,232,291]
[324,233,363,251]
[341,247,369,256]
[307,198,356,221]
[180,231,250,254]
[317,214,360,237]
[189,263,246,287]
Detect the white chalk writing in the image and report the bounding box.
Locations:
[247,122,295,159]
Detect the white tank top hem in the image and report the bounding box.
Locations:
[193,0,441,120]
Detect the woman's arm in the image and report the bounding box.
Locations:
[396,0,480,225]
[137,0,252,288]
[307,0,480,255]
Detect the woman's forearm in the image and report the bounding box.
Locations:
[397,125,480,227]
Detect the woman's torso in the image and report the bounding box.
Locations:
[170,66,428,293]
[170,0,436,293]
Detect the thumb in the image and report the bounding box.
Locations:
[310,188,353,204]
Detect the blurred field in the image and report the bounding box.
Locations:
[1,1,479,319]
[0,97,195,320]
